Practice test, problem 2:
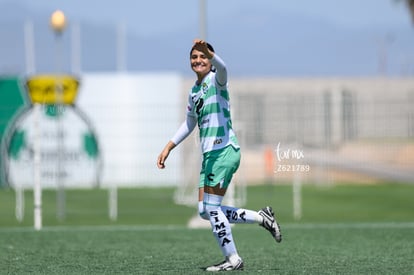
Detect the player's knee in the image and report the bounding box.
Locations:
[203,194,224,219]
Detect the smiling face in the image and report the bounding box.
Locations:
[190,48,212,81]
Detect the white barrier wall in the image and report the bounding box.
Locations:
[77,73,182,187]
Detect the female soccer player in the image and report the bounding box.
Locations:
[157,39,282,271]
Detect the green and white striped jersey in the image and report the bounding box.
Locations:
[187,71,239,153]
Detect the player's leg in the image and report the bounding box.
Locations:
[198,188,209,220]
[205,147,282,243]
[200,146,281,270]
[220,204,282,243]
[202,146,243,271]
[220,205,261,223]
[200,191,282,243]
[204,192,243,271]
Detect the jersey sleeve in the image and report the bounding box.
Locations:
[210,54,228,89]
[170,115,197,145]
[171,91,198,146]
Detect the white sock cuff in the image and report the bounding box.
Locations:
[198,201,208,220]
[198,201,205,214]
[203,193,223,207]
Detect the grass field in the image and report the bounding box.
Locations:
[1,183,414,274]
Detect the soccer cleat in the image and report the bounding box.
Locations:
[205,256,244,272]
[258,206,282,243]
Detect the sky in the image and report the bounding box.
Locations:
[1,0,411,36]
[0,0,413,76]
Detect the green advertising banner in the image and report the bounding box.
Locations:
[1,75,101,189]
[0,77,27,187]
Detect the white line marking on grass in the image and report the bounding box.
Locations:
[283,222,414,229]
[1,222,413,233]
[0,225,187,233]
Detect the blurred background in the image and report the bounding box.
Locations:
[0,0,413,75]
[0,0,413,225]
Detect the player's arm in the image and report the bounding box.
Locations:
[210,54,227,88]
[157,114,197,169]
[171,114,197,146]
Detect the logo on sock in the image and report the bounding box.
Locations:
[209,210,231,247]
[225,209,247,222]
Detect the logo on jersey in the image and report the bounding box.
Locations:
[191,82,210,116]
[201,82,208,92]
[214,138,222,145]
[195,98,204,115]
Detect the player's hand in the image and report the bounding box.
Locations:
[157,141,176,169]
[157,149,169,169]
[193,39,213,59]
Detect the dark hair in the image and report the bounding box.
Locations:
[190,42,216,72]
[206,43,215,53]
[190,42,215,56]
